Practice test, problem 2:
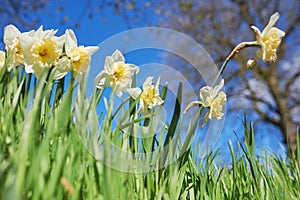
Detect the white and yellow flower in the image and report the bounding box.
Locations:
[184,79,226,127]
[95,49,139,97]
[54,29,99,79]
[127,76,164,114]
[65,29,99,73]
[20,26,65,79]
[251,12,285,63]
[3,25,34,71]
[0,51,6,69]
[200,79,226,124]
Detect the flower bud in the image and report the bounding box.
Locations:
[247,59,256,68]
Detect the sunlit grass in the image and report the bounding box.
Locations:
[0,66,299,200]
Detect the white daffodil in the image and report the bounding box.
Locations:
[64,29,99,74]
[95,49,139,97]
[127,76,164,114]
[184,79,226,127]
[20,26,65,79]
[3,25,34,71]
[0,51,6,69]
[54,29,99,80]
[54,56,71,80]
[251,12,285,63]
[199,79,226,126]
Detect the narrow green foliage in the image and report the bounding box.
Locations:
[1,68,300,200]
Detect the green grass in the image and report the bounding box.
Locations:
[0,67,300,200]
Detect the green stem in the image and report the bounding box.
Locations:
[212,41,260,87]
[111,97,130,119]
[26,73,32,95]
[54,77,65,105]
[212,59,229,87]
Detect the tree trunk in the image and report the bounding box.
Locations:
[280,108,297,153]
[268,76,297,153]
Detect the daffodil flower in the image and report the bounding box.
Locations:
[3,25,34,71]
[184,79,226,127]
[95,49,139,97]
[127,76,164,114]
[20,26,65,79]
[65,29,99,73]
[250,12,285,63]
[0,50,6,69]
[200,79,226,125]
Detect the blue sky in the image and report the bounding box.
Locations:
[0,0,288,162]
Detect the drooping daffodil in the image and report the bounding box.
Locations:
[0,50,6,69]
[250,12,285,65]
[55,29,99,79]
[20,26,65,79]
[127,76,164,114]
[184,79,226,127]
[200,79,226,123]
[95,49,139,97]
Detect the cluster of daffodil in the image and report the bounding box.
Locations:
[0,25,99,79]
[0,12,285,128]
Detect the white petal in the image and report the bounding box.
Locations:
[44,29,58,38]
[23,29,35,37]
[142,76,154,91]
[155,96,164,106]
[52,69,68,80]
[262,12,280,37]
[56,34,66,49]
[104,56,115,70]
[4,24,21,44]
[115,89,123,98]
[199,86,213,107]
[212,79,224,98]
[155,76,161,87]
[115,80,131,92]
[19,35,36,65]
[126,64,140,74]
[65,29,77,51]
[35,26,44,37]
[112,49,125,62]
[104,50,125,70]
[126,87,142,99]
[30,66,47,79]
[35,26,48,38]
[270,27,285,38]
[76,60,91,74]
[56,56,71,72]
[95,70,111,89]
[260,43,267,61]
[85,46,99,55]
[251,26,262,44]
[34,26,57,39]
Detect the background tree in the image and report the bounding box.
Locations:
[84,0,300,152]
[1,0,299,152]
[0,0,48,28]
[160,0,300,153]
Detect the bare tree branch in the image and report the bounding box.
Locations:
[286,71,300,90]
